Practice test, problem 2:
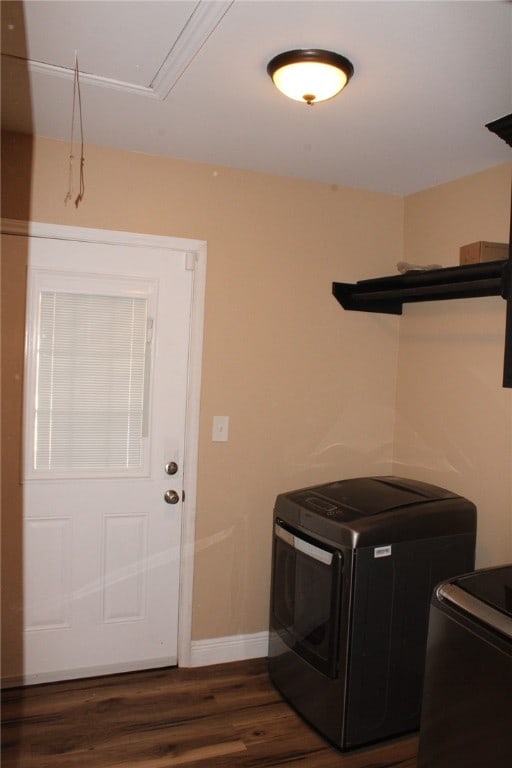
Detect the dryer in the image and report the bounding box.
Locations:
[268,475,476,750]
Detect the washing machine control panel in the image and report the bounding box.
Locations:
[294,493,340,517]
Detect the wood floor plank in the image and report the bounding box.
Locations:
[1,658,418,768]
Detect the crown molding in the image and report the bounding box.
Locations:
[13,0,233,101]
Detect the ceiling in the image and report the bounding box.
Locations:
[2,0,511,195]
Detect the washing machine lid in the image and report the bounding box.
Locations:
[296,476,456,517]
[437,566,512,641]
[276,475,476,547]
[450,565,512,618]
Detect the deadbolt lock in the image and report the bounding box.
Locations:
[165,461,178,475]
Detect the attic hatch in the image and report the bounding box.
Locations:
[333,114,512,388]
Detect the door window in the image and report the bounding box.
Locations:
[25,270,157,479]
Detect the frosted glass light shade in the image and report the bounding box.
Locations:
[267,49,354,105]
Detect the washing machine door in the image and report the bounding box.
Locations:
[271,519,344,678]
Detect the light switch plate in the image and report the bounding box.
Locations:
[212,415,229,442]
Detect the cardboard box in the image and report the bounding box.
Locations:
[460,241,509,265]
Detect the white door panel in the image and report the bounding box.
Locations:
[20,231,195,682]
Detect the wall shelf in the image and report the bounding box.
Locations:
[332,260,509,315]
[333,258,512,387]
[333,113,512,386]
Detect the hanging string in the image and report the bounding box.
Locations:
[63,52,77,205]
[74,53,85,207]
[64,52,85,208]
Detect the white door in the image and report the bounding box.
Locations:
[19,227,199,683]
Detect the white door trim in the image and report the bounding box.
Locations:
[1,218,206,669]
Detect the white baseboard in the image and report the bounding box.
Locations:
[188,630,269,668]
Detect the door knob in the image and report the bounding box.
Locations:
[165,461,178,475]
[164,490,180,504]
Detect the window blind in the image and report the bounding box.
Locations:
[34,291,149,473]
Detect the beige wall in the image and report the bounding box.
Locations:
[1,132,402,669]
[3,131,511,676]
[394,163,512,567]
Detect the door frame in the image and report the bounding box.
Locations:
[1,218,206,668]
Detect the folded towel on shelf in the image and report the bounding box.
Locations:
[396,261,443,274]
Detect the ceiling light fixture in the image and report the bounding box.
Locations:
[267,49,354,106]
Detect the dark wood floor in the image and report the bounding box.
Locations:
[1,658,418,767]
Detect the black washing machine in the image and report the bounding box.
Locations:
[268,475,476,750]
[418,564,512,767]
